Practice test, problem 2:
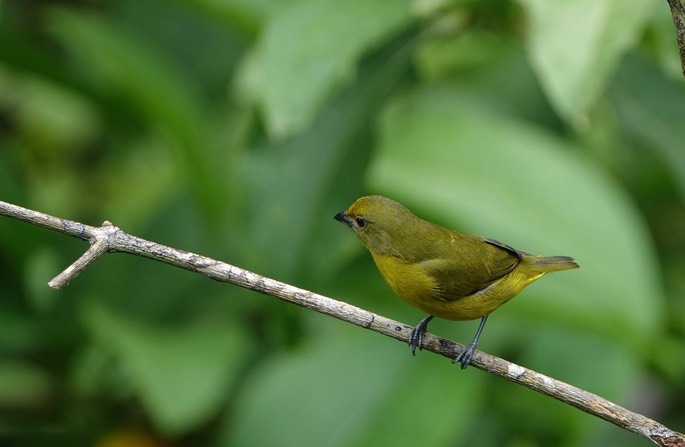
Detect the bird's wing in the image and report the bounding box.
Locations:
[419,234,522,301]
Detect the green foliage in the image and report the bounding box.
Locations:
[82,301,252,436]
[0,0,684,446]
[520,0,656,126]
[370,84,663,347]
[252,0,413,138]
[223,323,483,447]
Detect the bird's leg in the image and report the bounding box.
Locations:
[409,315,434,356]
[454,316,489,369]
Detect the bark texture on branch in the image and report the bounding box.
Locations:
[0,200,683,446]
[668,0,685,79]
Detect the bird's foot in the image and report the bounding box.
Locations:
[453,341,477,369]
[409,316,433,356]
[408,326,424,356]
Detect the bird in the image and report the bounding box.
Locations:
[334,195,579,369]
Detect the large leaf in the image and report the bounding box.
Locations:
[253,0,412,138]
[83,301,252,436]
[492,327,643,446]
[519,0,655,126]
[367,85,664,350]
[222,320,483,447]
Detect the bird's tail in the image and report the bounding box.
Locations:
[525,255,579,273]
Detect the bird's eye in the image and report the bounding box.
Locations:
[355,217,367,228]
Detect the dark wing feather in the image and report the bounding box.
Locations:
[419,233,522,301]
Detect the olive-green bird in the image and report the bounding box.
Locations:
[334,195,578,369]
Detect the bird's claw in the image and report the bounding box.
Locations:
[409,326,424,356]
[408,315,433,356]
[453,341,477,369]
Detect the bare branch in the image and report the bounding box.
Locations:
[1,200,683,447]
[668,0,685,79]
[47,221,117,288]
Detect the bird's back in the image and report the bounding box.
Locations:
[370,220,524,316]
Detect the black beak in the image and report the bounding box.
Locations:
[334,211,352,227]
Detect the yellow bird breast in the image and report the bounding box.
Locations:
[372,253,544,321]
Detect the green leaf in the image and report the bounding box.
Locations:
[176,0,274,38]
[497,328,642,446]
[244,29,418,280]
[368,85,664,351]
[46,9,226,218]
[82,301,252,436]
[222,320,482,447]
[0,72,101,152]
[253,0,412,138]
[523,329,640,403]
[518,0,655,126]
[610,54,685,201]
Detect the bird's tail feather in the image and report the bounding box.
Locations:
[526,256,579,273]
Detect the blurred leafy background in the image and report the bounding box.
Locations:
[0,0,684,446]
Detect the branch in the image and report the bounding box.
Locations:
[668,0,685,79]
[1,200,683,447]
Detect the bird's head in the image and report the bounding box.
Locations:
[334,195,418,256]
